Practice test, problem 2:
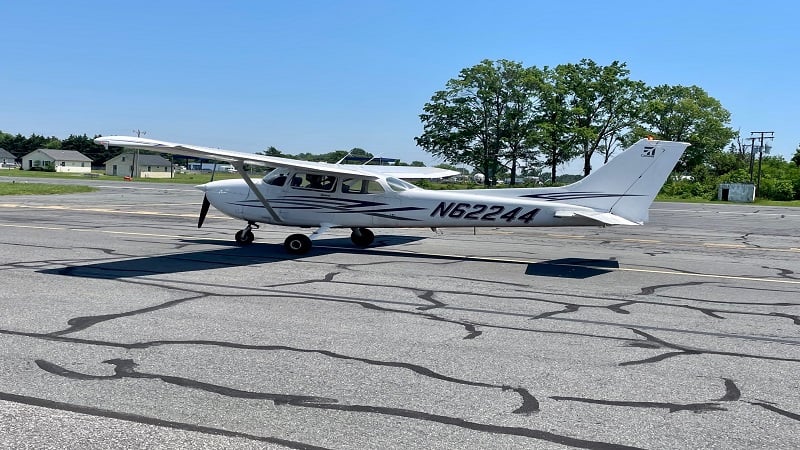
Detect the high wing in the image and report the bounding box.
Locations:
[94,136,459,179]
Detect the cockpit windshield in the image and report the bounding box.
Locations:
[262,168,289,186]
[385,177,417,192]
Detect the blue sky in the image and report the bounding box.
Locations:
[2,1,798,171]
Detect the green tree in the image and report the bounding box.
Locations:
[498,63,542,184]
[529,65,580,184]
[258,146,285,157]
[416,59,538,185]
[62,134,109,163]
[633,84,735,172]
[0,131,15,154]
[792,144,800,166]
[559,59,646,175]
[0,133,28,158]
[293,148,373,163]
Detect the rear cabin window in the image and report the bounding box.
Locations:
[290,173,337,192]
[341,178,384,194]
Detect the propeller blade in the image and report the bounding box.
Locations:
[198,195,210,228]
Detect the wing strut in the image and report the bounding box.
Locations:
[231,161,283,224]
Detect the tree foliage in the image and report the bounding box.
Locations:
[416,59,740,185]
[0,131,110,163]
[559,59,646,175]
[528,65,579,184]
[416,59,540,185]
[633,84,735,172]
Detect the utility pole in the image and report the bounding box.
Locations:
[132,129,146,178]
[749,131,774,197]
[747,137,757,183]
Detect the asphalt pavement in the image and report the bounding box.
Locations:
[0,179,798,449]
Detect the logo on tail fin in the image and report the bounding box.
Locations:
[642,145,656,158]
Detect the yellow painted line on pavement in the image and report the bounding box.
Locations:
[317,245,800,286]
[4,219,798,286]
[0,222,186,239]
[616,266,800,285]
[703,243,748,248]
[0,202,231,220]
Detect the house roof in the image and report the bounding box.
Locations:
[29,149,93,162]
[135,154,171,166]
[0,148,15,159]
[109,153,171,166]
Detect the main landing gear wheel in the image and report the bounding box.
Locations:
[235,229,255,245]
[350,227,375,248]
[284,234,312,254]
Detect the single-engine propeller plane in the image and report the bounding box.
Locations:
[94,136,689,254]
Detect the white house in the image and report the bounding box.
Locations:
[104,152,173,178]
[22,149,92,173]
[0,148,18,168]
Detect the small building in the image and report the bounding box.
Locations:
[104,152,173,178]
[0,148,18,168]
[22,149,92,173]
[718,183,756,203]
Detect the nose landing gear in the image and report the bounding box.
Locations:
[234,222,257,245]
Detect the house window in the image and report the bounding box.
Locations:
[122,156,126,162]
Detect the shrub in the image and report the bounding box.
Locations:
[759,178,795,201]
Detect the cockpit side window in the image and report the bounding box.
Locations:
[342,178,385,194]
[290,172,337,192]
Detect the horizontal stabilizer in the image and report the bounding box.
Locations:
[554,210,642,226]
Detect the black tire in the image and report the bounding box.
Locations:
[284,233,312,254]
[350,228,374,247]
[235,229,255,245]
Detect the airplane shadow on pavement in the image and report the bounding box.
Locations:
[524,258,620,279]
[37,236,618,280]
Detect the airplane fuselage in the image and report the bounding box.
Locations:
[200,175,601,230]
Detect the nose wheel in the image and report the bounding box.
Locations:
[234,222,257,245]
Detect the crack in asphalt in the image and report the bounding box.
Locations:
[0,390,328,450]
[33,358,637,449]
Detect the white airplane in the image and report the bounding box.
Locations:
[94,136,689,254]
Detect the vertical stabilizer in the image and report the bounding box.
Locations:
[562,139,689,223]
